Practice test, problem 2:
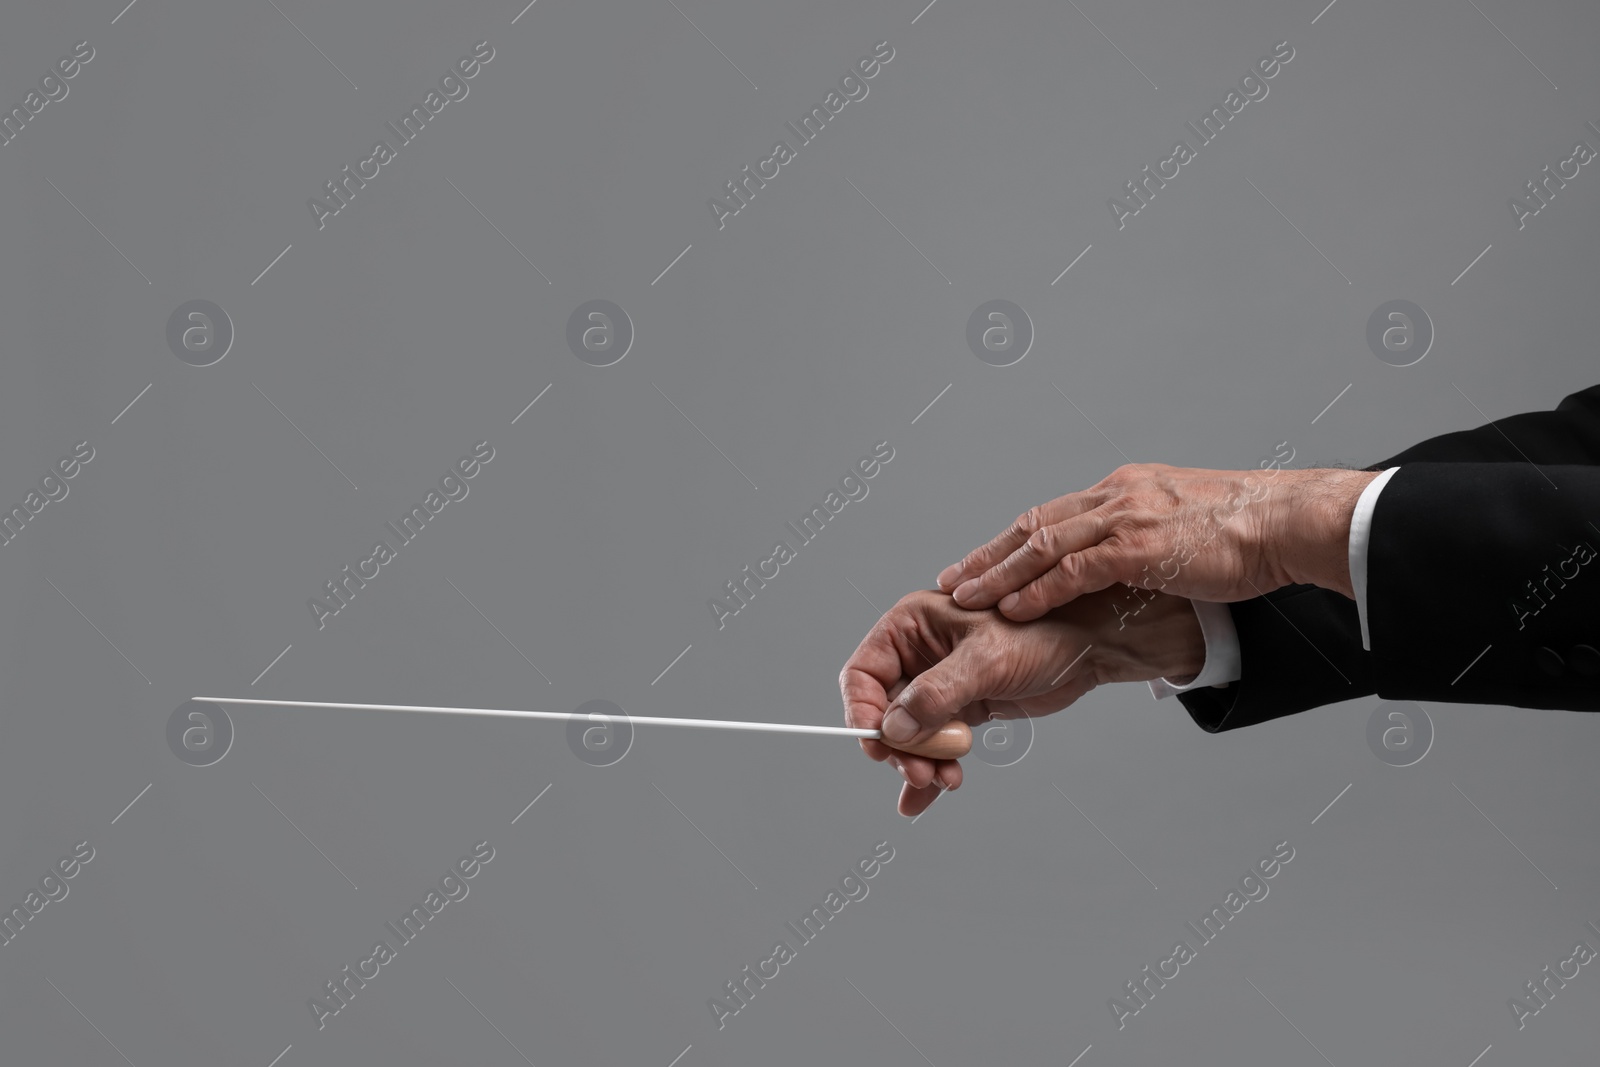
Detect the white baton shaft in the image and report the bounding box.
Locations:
[192,697,975,759]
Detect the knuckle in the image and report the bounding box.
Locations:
[906,676,942,714]
[1053,551,1087,582]
[1013,507,1045,536]
[1107,462,1158,490]
[892,590,924,616]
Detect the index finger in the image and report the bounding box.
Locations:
[840,616,906,763]
[936,490,1099,592]
[841,625,952,789]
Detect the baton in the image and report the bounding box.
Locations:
[192,697,974,760]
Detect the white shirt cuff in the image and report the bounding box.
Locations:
[1349,466,1401,652]
[1148,600,1241,700]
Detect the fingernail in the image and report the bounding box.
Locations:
[952,580,979,605]
[881,707,918,742]
[999,592,1020,612]
[936,564,962,589]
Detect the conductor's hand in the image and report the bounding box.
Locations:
[934,462,1382,621]
[839,586,1207,816]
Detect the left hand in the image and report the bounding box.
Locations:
[934,463,1379,621]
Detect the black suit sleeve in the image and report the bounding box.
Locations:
[1177,383,1600,732]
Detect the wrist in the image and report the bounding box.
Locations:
[1279,468,1381,596]
[1159,598,1209,682]
[1088,590,1207,684]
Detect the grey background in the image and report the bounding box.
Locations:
[2,0,1597,1064]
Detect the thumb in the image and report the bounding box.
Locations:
[880,641,990,745]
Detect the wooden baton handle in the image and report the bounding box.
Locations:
[881,720,972,760]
